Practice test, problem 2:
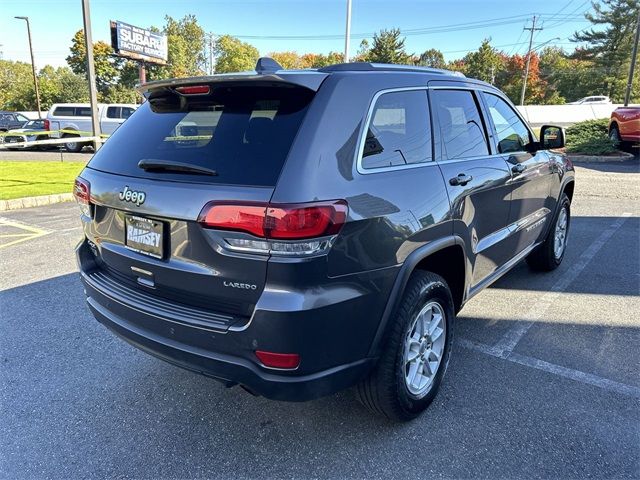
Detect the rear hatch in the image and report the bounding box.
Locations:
[79,81,318,329]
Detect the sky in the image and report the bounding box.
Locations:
[0,0,595,70]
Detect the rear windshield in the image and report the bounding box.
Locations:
[87,85,315,186]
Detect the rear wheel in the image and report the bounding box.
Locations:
[526,193,571,271]
[356,271,454,421]
[63,134,83,153]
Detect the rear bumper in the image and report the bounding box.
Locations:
[77,240,390,401]
[85,293,373,401]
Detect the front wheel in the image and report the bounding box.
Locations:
[526,193,571,271]
[356,271,454,421]
[609,125,622,145]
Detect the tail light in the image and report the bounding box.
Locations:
[73,177,92,217]
[198,201,348,256]
[43,119,50,130]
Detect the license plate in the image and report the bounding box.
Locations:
[125,215,164,259]
[7,139,17,143]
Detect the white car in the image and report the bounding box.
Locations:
[47,103,137,152]
[568,96,612,105]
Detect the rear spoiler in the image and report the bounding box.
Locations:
[137,71,329,97]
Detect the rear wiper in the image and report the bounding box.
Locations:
[138,159,217,176]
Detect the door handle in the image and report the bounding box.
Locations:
[511,163,526,174]
[449,173,473,186]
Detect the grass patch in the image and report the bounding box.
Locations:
[0,161,84,200]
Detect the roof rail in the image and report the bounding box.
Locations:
[318,62,465,77]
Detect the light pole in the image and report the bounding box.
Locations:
[344,0,352,62]
[15,16,42,118]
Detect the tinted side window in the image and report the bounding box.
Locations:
[76,107,91,117]
[106,106,119,119]
[361,90,431,170]
[432,90,489,160]
[121,107,135,119]
[484,93,531,154]
[53,106,75,116]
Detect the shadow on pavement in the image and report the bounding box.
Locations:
[1,271,638,478]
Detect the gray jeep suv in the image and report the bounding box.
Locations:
[75,59,574,420]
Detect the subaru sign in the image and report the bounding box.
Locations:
[110,20,168,65]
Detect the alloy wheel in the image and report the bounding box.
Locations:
[403,301,446,398]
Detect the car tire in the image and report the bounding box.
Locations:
[63,134,83,153]
[356,271,454,421]
[526,193,571,271]
[609,124,622,145]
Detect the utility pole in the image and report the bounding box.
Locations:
[624,8,640,106]
[14,17,42,118]
[520,15,543,106]
[344,0,352,62]
[81,0,102,151]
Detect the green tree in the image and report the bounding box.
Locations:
[367,28,411,64]
[538,47,599,103]
[37,66,90,109]
[55,67,90,103]
[0,60,34,110]
[309,51,344,67]
[269,51,306,69]
[572,0,640,101]
[214,35,259,73]
[417,48,446,69]
[148,15,206,79]
[461,39,504,83]
[66,29,122,95]
[354,39,370,62]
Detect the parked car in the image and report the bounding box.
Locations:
[74,58,575,421]
[3,119,51,150]
[0,111,30,142]
[567,95,612,105]
[609,106,640,147]
[47,103,137,152]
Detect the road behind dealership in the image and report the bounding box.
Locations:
[1,161,638,479]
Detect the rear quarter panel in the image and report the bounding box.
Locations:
[271,72,453,277]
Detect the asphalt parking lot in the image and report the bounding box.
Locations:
[1,161,639,479]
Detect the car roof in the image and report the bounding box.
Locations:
[138,58,473,95]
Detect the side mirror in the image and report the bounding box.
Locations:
[540,125,565,150]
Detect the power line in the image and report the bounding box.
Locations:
[230,13,587,40]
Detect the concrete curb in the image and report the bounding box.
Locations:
[567,152,636,163]
[0,193,73,211]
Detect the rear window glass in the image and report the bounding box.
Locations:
[88,85,314,186]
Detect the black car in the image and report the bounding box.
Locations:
[0,111,30,142]
[75,59,574,421]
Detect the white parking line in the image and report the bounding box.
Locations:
[457,338,640,399]
[491,213,632,357]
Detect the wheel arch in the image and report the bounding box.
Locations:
[562,179,575,203]
[367,236,469,358]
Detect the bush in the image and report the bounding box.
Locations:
[565,118,618,155]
